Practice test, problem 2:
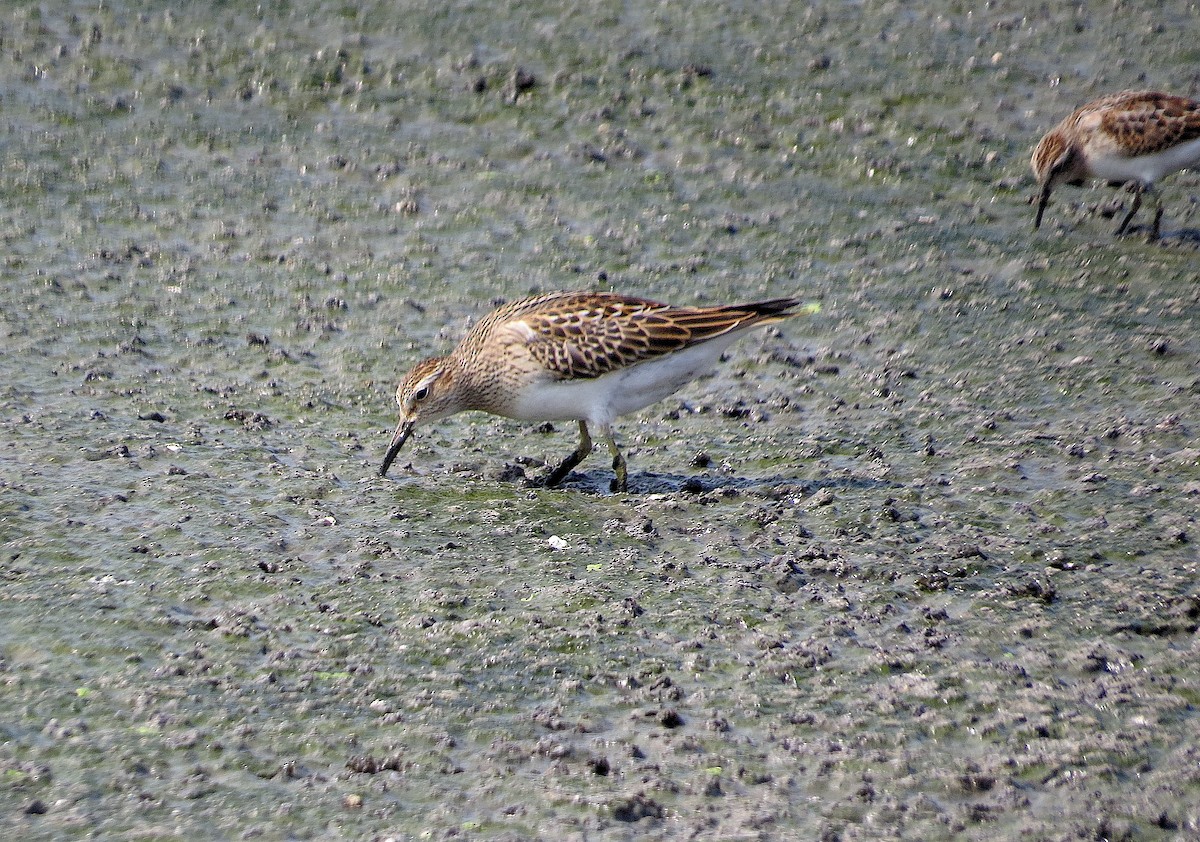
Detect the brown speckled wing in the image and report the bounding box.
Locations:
[1097,91,1200,157]
[514,293,798,380]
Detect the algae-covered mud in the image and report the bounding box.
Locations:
[2,1,1198,839]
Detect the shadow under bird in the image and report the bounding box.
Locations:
[1032,90,1200,240]
[379,291,818,492]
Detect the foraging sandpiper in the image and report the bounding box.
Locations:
[380,291,817,492]
[1032,90,1200,240]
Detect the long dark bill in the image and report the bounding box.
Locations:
[1034,181,1053,229]
[380,418,416,477]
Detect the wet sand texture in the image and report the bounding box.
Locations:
[1,2,1198,839]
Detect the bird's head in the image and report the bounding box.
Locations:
[1031,130,1084,229]
[380,356,463,477]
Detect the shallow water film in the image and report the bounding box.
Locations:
[2,1,1199,839]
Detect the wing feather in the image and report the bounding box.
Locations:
[1093,91,1200,157]
[498,292,801,380]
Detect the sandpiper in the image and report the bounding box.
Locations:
[1032,90,1200,240]
[379,291,817,492]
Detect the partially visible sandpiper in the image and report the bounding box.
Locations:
[380,291,818,492]
[1032,90,1200,240]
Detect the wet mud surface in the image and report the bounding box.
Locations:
[2,1,1199,839]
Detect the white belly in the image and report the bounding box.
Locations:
[1091,136,1200,185]
[505,334,743,425]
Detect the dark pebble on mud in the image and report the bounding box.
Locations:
[720,401,751,419]
[493,463,527,483]
[346,754,404,774]
[503,66,537,102]
[658,709,684,728]
[610,793,664,822]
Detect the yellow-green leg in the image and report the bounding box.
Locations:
[599,425,627,493]
[1113,183,1161,238]
[1149,196,1164,241]
[545,421,593,487]
[1115,182,1146,237]
[1115,184,1165,241]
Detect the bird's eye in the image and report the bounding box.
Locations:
[413,386,430,401]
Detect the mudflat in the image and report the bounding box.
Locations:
[2,2,1197,839]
